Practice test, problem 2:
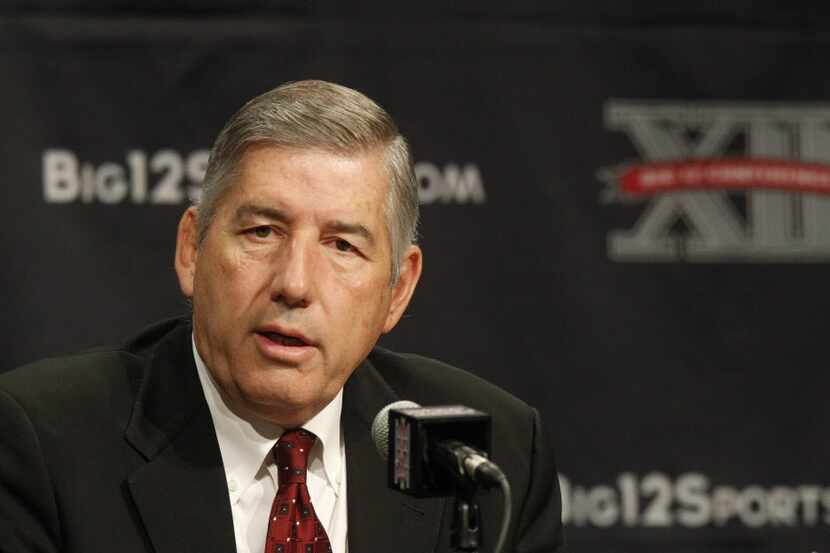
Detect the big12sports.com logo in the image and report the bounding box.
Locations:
[600,101,830,262]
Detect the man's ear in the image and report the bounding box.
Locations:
[174,207,200,298]
[382,245,423,333]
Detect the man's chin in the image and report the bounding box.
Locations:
[236,385,327,427]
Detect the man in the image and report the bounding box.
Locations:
[0,80,564,552]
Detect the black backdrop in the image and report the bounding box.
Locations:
[3,4,830,552]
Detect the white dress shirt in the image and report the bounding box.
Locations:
[193,338,348,553]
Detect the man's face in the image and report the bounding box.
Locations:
[175,144,421,426]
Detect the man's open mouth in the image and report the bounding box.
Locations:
[258,331,308,347]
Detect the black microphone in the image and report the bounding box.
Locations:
[371,400,506,496]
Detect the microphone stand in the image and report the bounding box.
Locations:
[450,478,483,552]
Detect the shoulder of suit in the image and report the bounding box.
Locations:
[366,346,534,421]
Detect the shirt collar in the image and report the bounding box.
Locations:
[192,336,344,500]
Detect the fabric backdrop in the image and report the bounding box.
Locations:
[3,14,829,553]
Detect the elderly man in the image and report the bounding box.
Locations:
[0,80,564,553]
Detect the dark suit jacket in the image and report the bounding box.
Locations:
[0,318,564,552]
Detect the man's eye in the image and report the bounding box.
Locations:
[251,226,272,238]
[334,239,355,253]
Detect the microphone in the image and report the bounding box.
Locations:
[371,400,506,496]
[371,400,419,461]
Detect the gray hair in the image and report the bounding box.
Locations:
[196,80,419,282]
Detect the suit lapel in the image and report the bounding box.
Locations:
[343,358,446,553]
[124,321,237,553]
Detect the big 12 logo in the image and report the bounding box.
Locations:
[600,101,830,262]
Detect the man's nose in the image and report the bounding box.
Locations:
[271,237,314,308]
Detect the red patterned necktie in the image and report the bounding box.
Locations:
[264,428,332,553]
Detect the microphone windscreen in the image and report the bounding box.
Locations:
[370,400,420,460]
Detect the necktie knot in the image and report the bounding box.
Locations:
[275,429,317,484]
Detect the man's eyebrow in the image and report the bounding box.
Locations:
[232,204,291,225]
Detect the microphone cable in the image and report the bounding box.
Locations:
[492,471,512,553]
